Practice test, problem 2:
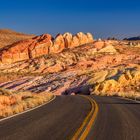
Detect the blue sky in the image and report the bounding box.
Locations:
[0,0,140,39]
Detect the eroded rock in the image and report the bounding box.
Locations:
[0,32,94,64]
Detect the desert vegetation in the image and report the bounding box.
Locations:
[0,88,54,118]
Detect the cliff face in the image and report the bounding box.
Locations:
[0,32,94,64]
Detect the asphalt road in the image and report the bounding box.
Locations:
[0,95,91,140]
[0,95,140,140]
[87,95,140,140]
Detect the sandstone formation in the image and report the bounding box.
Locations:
[49,34,65,54]
[0,34,140,99]
[0,34,53,64]
[63,33,73,48]
[0,32,94,64]
[93,69,140,98]
[99,45,117,53]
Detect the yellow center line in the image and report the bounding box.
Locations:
[71,95,99,140]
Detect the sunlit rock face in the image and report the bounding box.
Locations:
[50,34,65,54]
[63,32,73,48]
[0,32,94,64]
[0,38,140,98]
[0,34,53,63]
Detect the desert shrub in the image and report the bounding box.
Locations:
[0,88,54,118]
[0,88,13,96]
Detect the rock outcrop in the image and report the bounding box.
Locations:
[1,34,53,64]
[0,32,94,64]
[99,45,117,54]
[0,38,140,99]
[93,69,140,96]
[49,34,65,54]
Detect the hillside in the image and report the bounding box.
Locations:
[0,32,139,100]
[124,36,140,41]
[0,29,34,49]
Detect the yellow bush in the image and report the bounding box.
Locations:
[0,88,54,118]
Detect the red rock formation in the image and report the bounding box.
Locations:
[49,34,65,54]
[30,34,53,58]
[93,41,105,50]
[77,32,89,45]
[1,34,53,63]
[70,36,80,48]
[63,33,73,48]
[63,32,94,48]
[86,33,94,42]
[0,32,94,64]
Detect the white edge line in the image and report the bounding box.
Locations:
[0,95,56,122]
[117,96,140,103]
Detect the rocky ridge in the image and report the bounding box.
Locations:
[0,34,140,99]
[0,32,93,64]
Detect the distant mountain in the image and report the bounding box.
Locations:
[0,29,34,49]
[124,36,140,41]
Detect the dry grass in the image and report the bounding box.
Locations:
[0,88,54,118]
[0,72,43,83]
[0,73,28,83]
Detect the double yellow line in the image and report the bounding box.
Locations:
[71,95,98,140]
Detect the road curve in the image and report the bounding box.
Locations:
[0,95,91,140]
[0,95,140,140]
[87,95,140,140]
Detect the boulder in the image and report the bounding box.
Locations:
[70,35,80,48]
[99,45,117,54]
[50,34,65,54]
[76,32,89,45]
[94,41,105,50]
[86,33,94,42]
[63,32,73,48]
